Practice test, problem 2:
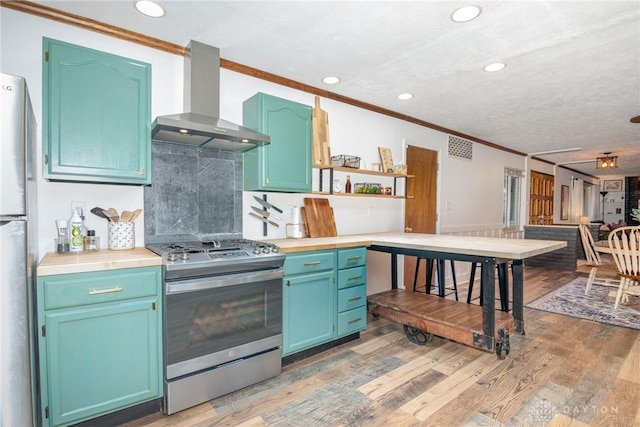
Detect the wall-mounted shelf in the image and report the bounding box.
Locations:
[312,164,413,198]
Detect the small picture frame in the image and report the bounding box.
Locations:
[378,147,394,173]
[603,179,622,192]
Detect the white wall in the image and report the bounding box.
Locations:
[2,8,530,289]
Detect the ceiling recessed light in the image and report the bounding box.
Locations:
[483,62,506,72]
[397,93,413,100]
[451,5,482,23]
[322,76,340,85]
[134,0,165,18]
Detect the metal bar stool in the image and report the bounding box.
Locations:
[467,262,511,311]
[413,257,458,301]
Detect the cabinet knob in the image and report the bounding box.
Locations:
[405,226,412,233]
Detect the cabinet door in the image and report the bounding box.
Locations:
[243,93,312,192]
[43,298,160,426]
[42,38,151,184]
[283,271,335,355]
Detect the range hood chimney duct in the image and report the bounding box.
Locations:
[151,41,270,151]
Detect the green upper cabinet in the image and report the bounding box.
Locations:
[243,93,312,192]
[42,38,151,184]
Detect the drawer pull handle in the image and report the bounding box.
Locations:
[348,276,362,281]
[304,261,322,266]
[347,296,362,302]
[347,256,362,261]
[89,286,123,295]
[348,317,362,324]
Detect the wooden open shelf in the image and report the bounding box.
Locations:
[313,164,413,198]
[313,164,414,179]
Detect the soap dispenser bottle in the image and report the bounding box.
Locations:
[68,207,84,252]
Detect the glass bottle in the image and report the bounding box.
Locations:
[345,175,352,193]
[84,230,99,252]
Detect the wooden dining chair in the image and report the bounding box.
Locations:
[578,223,618,294]
[607,226,640,309]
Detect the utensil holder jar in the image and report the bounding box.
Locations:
[108,222,135,250]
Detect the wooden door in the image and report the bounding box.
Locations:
[403,145,438,287]
[529,171,554,224]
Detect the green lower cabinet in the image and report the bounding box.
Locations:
[283,270,336,356]
[337,248,367,337]
[282,248,368,357]
[282,251,336,356]
[37,267,162,426]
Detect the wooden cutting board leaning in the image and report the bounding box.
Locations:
[312,96,331,165]
[303,198,337,237]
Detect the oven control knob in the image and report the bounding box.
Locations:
[262,247,270,254]
[180,252,190,261]
[167,252,178,262]
[253,247,261,255]
[271,246,280,253]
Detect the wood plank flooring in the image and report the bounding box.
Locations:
[124,266,640,427]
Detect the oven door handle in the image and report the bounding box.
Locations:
[165,268,284,294]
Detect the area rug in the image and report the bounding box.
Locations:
[526,278,640,330]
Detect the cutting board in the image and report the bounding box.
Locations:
[299,207,309,238]
[312,96,331,165]
[303,198,337,237]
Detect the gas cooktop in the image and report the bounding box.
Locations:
[146,239,285,280]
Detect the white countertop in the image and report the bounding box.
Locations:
[269,232,566,259]
[37,233,566,276]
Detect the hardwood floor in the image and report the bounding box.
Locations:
[125,266,640,427]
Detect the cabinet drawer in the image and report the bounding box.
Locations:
[337,306,367,336]
[284,251,334,276]
[338,285,366,312]
[338,247,366,269]
[337,266,366,289]
[41,267,160,310]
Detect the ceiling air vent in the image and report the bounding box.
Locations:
[448,135,473,161]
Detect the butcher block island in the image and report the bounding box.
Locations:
[269,232,566,358]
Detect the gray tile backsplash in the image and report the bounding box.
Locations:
[144,142,243,244]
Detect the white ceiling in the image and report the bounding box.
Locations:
[34,0,640,178]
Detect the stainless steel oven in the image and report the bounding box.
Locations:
[146,239,285,415]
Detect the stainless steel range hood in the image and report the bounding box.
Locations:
[152,41,269,151]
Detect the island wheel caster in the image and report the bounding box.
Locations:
[403,325,433,345]
[495,328,510,359]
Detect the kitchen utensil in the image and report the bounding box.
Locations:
[90,207,109,220]
[251,206,282,221]
[102,209,118,222]
[120,210,133,222]
[252,196,283,214]
[249,212,279,227]
[303,198,337,237]
[130,208,142,222]
[312,96,330,165]
[107,208,119,222]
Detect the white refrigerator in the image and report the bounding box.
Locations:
[1,72,38,426]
